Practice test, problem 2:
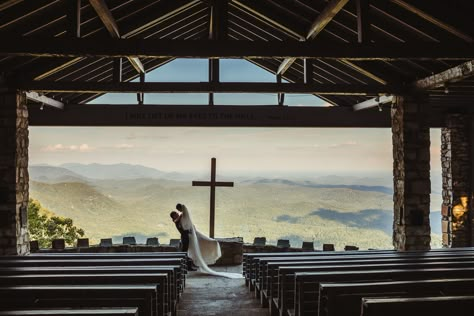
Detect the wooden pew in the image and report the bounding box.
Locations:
[260,252,474,307]
[0,308,139,316]
[361,296,474,316]
[247,248,474,295]
[243,249,396,288]
[0,266,180,316]
[242,247,474,285]
[295,267,474,316]
[0,274,168,316]
[2,252,187,259]
[279,260,474,316]
[0,285,157,316]
[319,278,474,316]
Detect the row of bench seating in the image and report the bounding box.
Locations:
[0,252,188,316]
[243,247,474,316]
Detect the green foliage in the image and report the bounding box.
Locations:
[28,199,85,248]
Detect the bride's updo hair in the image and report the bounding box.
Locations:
[176,203,183,211]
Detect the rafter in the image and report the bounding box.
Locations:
[3,38,473,59]
[391,0,473,43]
[88,0,144,74]
[0,0,22,11]
[414,60,474,90]
[25,91,64,109]
[277,0,350,75]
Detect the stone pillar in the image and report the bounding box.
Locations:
[392,96,431,251]
[0,92,29,255]
[441,114,472,247]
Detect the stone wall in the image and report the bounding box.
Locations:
[441,114,472,247]
[391,96,431,250]
[0,92,29,255]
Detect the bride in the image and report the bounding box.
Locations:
[170,203,242,279]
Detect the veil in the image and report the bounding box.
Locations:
[180,204,243,279]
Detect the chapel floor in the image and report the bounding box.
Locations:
[177,265,268,316]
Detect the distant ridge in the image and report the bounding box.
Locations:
[60,163,166,180]
[29,165,88,183]
[242,178,393,195]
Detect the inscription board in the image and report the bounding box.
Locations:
[28,104,392,127]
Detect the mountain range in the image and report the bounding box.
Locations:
[28,163,443,249]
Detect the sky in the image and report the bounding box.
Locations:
[29,59,442,177]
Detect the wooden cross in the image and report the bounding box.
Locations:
[192,157,234,238]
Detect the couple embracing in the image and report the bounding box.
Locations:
[169,203,242,279]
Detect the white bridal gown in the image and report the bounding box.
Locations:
[179,204,243,279]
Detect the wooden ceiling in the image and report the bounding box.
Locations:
[0,0,473,116]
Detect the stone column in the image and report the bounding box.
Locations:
[441,114,472,247]
[0,92,29,255]
[392,96,431,251]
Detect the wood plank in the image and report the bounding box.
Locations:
[16,82,400,95]
[2,38,474,59]
[27,104,393,127]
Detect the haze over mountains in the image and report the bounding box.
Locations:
[29,163,443,249]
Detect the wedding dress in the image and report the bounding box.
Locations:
[179,204,243,279]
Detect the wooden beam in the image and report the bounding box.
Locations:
[307,0,350,40]
[415,60,474,90]
[113,58,122,83]
[338,59,387,84]
[209,0,228,40]
[0,0,22,11]
[28,104,392,128]
[391,0,473,43]
[3,38,474,59]
[277,0,350,75]
[88,0,144,74]
[353,95,393,111]
[304,59,313,84]
[14,81,402,95]
[356,0,369,44]
[67,0,82,38]
[25,91,64,109]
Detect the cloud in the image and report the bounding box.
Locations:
[115,144,135,149]
[41,143,94,152]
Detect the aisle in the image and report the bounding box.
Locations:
[177,265,268,316]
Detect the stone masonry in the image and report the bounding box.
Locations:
[0,92,29,255]
[391,96,431,250]
[441,114,472,247]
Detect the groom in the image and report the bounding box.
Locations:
[170,203,197,271]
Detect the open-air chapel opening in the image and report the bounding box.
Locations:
[2,0,474,315]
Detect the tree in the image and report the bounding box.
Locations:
[28,199,85,248]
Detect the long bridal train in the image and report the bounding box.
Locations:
[180,204,243,279]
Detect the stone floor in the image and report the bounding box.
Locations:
[177,265,268,316]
